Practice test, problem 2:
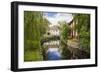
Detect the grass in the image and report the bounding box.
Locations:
[24,50,43,62]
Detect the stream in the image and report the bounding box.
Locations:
[46,48,61,60]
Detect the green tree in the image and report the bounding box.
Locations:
[24,11,41,51]
[74,14,90,53]
[59,21,71,59]
[24,11,49,51]
[24,11,50,61]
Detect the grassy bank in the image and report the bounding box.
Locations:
[24,50,43,62]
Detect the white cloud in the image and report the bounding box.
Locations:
[44,13,73,25]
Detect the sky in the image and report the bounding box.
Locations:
[43,12,73,25]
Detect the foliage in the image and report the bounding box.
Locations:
[61,47,72,59]
[24,11,49,51]
[24,51,43,61]
[59,21,71,59]
[74,14,90,53]
[24,11,49,61]
[24,11,40,51]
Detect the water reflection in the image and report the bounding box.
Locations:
[46,48,61,60]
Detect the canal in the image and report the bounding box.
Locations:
[46,48,62,60]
